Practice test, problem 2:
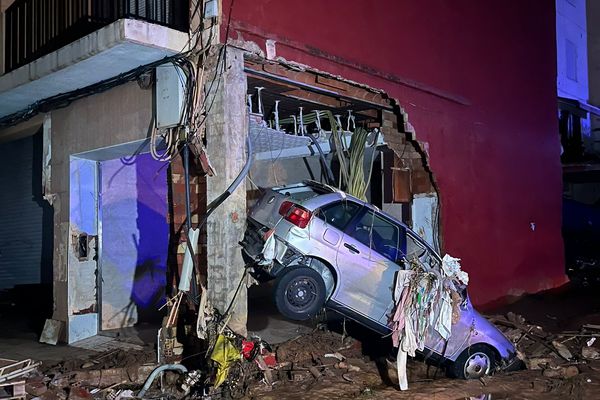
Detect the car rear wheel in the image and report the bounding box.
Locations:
[450,344,496,379]
[273,267,326,321]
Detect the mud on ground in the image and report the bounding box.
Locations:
[245,328,600,400]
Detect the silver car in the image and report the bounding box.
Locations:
[241,181,519,379]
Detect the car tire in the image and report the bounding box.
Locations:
[273,267,326,321]
[449,344,496,380]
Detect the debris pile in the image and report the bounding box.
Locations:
[244,329,383,398]
[489,312,600,379]
[1,358,41,399]
[0,349,158,400]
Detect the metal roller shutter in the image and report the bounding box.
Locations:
[0,132,52,290]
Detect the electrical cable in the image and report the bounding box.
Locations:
[306,132,335,186]
[0,54,184,127]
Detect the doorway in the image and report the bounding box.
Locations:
[98,152,169,331]
[68,141,170,342]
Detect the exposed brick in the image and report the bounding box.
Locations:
[167,150,208,284]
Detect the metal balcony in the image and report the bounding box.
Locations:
[4,0,189,73]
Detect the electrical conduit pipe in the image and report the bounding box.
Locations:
[137,364,188,397]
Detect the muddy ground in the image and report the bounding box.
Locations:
[241,284,600,400]
[4,283,600,399]
[244,328,600,400]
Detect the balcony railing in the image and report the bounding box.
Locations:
[4,0,189,73]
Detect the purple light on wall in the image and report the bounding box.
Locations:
[100,152,169,327]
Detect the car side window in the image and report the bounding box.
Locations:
[317,201,362,231]
[402,234,427,261]
[347,210,401,262]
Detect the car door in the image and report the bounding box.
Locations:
[312,200,363,251]
[421,292,477,358]
[378,232,438,325]
[333,208,403,322]
[305,200,363,269]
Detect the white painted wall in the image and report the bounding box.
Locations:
[68,157,99,343]
[557,0,589,100]
[586,0,600,155]
[557,0,591,135]
[98,154,169,331]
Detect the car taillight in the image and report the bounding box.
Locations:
[279,201,294,216]
[278,201,312,228]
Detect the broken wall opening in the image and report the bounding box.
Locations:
[244,58,438,239]
[242,57,440,334]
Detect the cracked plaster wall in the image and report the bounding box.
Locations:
[48,81,152,342]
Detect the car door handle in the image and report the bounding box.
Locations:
[344,243,360,254]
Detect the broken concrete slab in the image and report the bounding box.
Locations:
[39,320,63,346]
[70,364,157,388]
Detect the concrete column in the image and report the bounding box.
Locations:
[205,46,248,336]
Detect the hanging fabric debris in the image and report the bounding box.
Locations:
[259,229,276,266]
[196,284,214,340]
[390,253,468,390]
[441,254,469,285]
[391,269,415,391]
[437,255,469,340]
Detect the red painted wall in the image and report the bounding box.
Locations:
[223,0,566,307]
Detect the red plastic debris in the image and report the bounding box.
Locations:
[261,352,277,367]
[241,340,255,360]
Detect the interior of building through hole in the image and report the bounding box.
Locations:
[245,72,389,201]
[244,70,416,341]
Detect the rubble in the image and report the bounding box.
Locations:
[25,378,48,397]
[4,292,597,400]
[542,365,579,379]
[582,346,600,360]
[6,315,600,400]
[0,358,41,400]
[489,312,600,380]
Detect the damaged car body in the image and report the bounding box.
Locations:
[242,181,520,379]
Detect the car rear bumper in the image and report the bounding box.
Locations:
[241,218,305,281]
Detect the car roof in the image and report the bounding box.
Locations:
[302,180,442,261]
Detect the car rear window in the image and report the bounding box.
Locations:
[317,201,362,230]
[274,184,324,202]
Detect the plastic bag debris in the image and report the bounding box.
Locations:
[210,335,241,388]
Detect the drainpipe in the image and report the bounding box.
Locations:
[182,141,198,300]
